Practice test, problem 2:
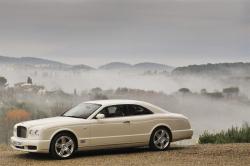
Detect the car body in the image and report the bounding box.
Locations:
[11,100,193,159]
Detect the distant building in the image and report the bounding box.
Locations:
[14,82,45,93]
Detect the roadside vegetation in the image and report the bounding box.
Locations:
[1,75,250,145]
[199,123,250,144]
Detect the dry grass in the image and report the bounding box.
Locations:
[1,144,250,166]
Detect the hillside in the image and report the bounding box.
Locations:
[134,62,173,71]
[1,144,250,166]
[99,62,173,71]
[172,62,250,76]
[0,55,173,71]
[0,55,69,67]
[99,62,132,70]
[70,64,95,71]
[0,55,93,70]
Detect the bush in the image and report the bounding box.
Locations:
[199,123,250,144]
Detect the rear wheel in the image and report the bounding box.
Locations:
[50,133,76,159]
[149,127,171,151]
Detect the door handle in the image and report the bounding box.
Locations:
[123,121,130,124]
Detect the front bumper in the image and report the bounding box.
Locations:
[10,136,50,153]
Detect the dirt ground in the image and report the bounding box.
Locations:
[0,144,250,166]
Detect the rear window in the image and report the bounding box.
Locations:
[126,105,153,116]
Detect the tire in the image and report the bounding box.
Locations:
[149,127,171,151]
[50,132,76,159]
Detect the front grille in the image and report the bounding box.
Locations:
[17,126,27,138]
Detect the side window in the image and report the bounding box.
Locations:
[127,105,153,116]
[99,105,127,118]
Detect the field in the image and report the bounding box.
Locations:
[1,144,250,166]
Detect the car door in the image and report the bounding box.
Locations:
[89,105,131,146]
[125,104,155,143]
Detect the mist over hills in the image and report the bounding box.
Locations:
[0,55,93,70]
[1,55,250,75]
[0,55,173,71]
[0,55,69,67]
[1,56,250,137]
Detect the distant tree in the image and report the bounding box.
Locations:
[115,87,129,94]
[207,92,223,99]
[223,87,239,94]
[50,103,72,117]
[201,89,207,94]
[3,108,31,143]
[90,87,108,100]
[172,62,250,76]
[178,88,191,94]
[27,76,32,84]
[0,76,7,87]
[92,93,108,100]
[74,89,77,96]
[5,108,31,121]
[91,87,102,94]
[223,87,240,98]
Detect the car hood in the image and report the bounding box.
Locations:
[16,116,88,129]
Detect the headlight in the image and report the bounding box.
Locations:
[29,129,40,136]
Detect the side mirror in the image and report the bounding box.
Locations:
[96,113,105,119]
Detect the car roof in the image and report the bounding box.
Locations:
[85,99,169,114]
[85,99,149,107]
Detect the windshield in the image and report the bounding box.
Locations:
[62,103,101,119]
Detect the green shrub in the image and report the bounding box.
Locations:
[199,123,250,144]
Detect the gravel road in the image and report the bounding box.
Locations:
[1,144,250,166]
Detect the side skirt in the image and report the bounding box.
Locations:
[77,142,148,151]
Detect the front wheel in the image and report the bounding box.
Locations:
[50,133,76,159]
[149,127,171,151]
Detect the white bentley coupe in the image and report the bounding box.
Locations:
[11,100,193,159]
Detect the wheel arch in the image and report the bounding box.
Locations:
[49,129,79,152]
[150,124,173,142]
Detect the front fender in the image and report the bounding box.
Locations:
[49,127,79,141]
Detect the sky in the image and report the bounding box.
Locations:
[0,0,249,67]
